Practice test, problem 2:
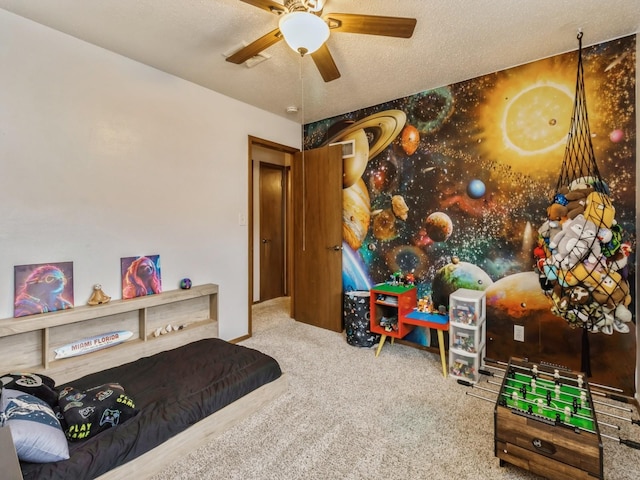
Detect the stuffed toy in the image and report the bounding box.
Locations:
[568,285,590,305]
[592,306,615,335]
[583,191,615,229]
[600,223,623,257]
[564,186,594,220]
[545,206,569,244]
[597,227,612,244]
[613,303,632,333]
[549,214,599,270]
[538,220,563,245]
[590,270,626,310]
[606,243,631,278]
[552,186,570,206]
[547,202,568,224]
[560,259,603,289]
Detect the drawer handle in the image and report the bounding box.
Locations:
[532,438,556,455]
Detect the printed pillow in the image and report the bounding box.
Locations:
[0,372,59,409]
[0,388,70,463]
[58,383,138,441]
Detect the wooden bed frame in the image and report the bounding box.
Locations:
[0,283,287,479]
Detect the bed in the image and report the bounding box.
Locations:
[0,284,286,480]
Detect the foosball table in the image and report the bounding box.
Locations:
[494,357,602,479]
[458,356,640,480]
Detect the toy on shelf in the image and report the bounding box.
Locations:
[87,284,111,306]
[152,323,186,338]
[179,278,192,289]
[417,295,433,313]
[387,270,418,287]
[453,305,477,326]
[453,331,476,352]
[451,358,475,380]
[379,316,398,332]
[389,271,403,286]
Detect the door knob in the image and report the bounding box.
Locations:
[327,245,342,251]
[262,239,270,244]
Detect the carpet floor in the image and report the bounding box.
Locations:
[152,296,640,480]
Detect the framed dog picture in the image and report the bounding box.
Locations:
[120,254,162,299]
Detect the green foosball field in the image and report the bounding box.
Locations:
[498,366,596,432]
[494,357,603,480]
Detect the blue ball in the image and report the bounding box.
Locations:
[180,278,192,289]
[466,179,486,199]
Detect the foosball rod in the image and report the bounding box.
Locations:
[483,379,620,430]
[483,363,632,406]
[600,433,640,450]
[485,360,624,393]
[459,381,640,450]
[479,369,633,413]
[465,391,495,403]
[458,380,600,435]
[484,359,617,390]
[482,361,632,404]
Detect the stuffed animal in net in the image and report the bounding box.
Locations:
[548,214,600,271]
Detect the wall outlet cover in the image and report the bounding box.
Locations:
[514,325,525,342]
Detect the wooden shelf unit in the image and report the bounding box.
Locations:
[369,283,417,339]
[0,284,218,383]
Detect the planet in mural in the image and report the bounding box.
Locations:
[342,242,372,292]
[400,124,420,155]
[609,128,624,143]
[372,209,398,241]
[341,128,370,188]
[325,110,407,161]
[342,178,371,250]
[466,179,486,199]
[424,212,453,242]
[431,260,493,308]
[485,271,553,318]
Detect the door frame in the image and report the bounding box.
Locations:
[247,136,299,336]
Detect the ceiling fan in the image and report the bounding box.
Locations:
[226,0,417,82]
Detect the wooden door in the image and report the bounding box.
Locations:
[259,163,286,301]
[292,145,343,332]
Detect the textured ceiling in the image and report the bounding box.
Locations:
[0,0,638,123]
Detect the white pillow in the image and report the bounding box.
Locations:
[1,388,69,463]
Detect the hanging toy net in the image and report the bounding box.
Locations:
[534,32,633,371]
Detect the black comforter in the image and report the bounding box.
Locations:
[20,338,282,480]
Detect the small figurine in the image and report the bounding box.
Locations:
[88,284,111,306]
[180,278,192,289]
[379,316,398,332]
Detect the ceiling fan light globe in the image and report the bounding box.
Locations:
[278,12,329,56]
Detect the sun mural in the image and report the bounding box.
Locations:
[306,35,636,391]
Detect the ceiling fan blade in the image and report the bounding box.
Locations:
[226,28,283,64]
[324,13,416,38]
[238,0,286,15]
[311,43,341,82]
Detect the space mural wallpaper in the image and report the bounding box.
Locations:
[305,35,637,394]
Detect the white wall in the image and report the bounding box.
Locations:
[0,10,301,340]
